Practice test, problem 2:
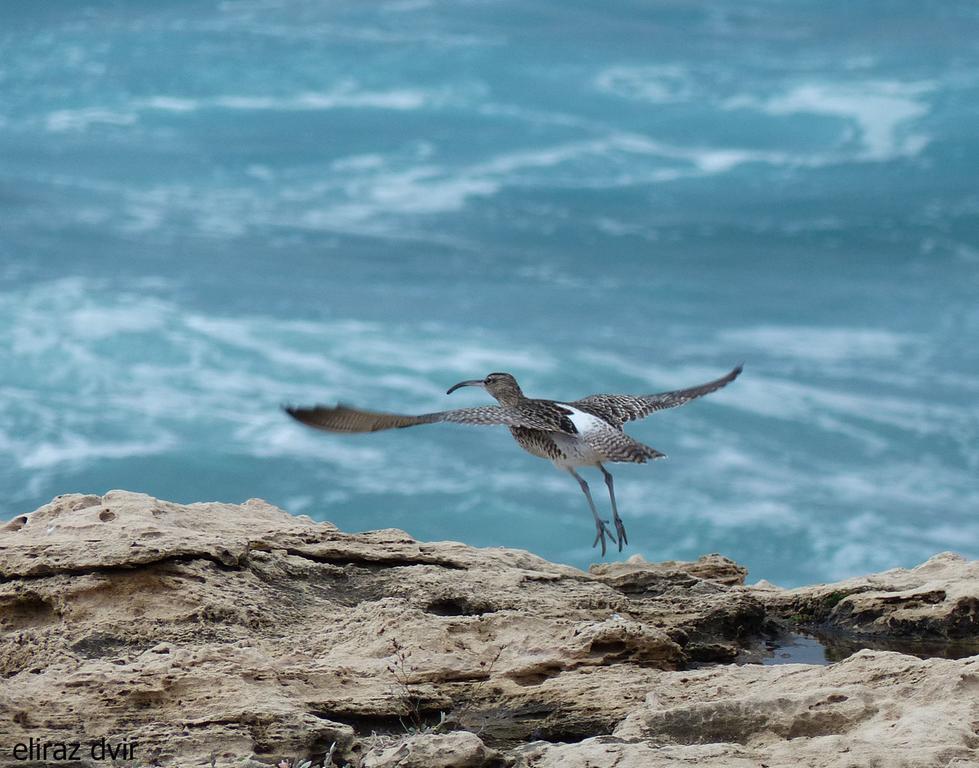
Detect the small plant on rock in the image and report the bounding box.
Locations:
[387,638,427,732]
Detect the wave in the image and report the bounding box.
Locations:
[0,277,558,484]
[726,80,934,161]
[43,83,446,134]
[578,343,977,458]
[718,326,918,363]
[45,108,139,133]
[236,134,810,237]
[32,72,937,243]
[143,87,435,113]
[1,277,976,584]
[593,65,933,163]
[28,79,933,244]
[20,434,179,471]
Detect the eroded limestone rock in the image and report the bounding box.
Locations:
[762,551,979,641]
[361,731,504,768]
[0,492,760,765]
[612,649,978,768]
[0,492,976,768]
[508,651,979,767]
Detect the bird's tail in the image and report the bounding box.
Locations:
[589,431,666,464]
[633,440,667,463]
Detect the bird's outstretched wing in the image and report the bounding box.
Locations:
[284,403,576,434]
[572,364,743,428]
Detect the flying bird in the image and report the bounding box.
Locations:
[285,365,742,556]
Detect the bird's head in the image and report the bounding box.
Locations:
[446,372,524,405]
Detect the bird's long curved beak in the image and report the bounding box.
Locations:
[446,379,485,395]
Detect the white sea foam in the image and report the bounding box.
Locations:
[45,108,138,132]
[44,84,439,136]
[183,316,349,376]
[0,277,558,485]
[331,154,387,172]
[728,374,964,438]
[212,90,431,111]
[724,80,934,160]
[719,325,918,363]
[2,277,975,582]
[593,65,932,164]
[140,81,440,114]
[576,347,978,469]
[235,419,387,467]
[354,167,499,216]
[10,294,170,353]
[20,434,178,471]
[28,118,830,241]
[142,96,198,113]
[281,135,794,235]
[830,461,979,510]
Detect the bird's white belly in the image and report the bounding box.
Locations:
[550,433,603,468]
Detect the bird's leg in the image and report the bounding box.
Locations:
[598,463,627,551]
[569,468,615,557]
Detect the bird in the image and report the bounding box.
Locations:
[284,364,742,557]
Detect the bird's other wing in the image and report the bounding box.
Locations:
[283,403,574,434]
[571,364,743,427]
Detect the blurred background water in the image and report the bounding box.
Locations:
[1,1,977,586]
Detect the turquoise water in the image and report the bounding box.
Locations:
[2,2,977,586]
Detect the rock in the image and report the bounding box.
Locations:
[606,650,978,768]
[514,651,979,767]
[513,738,761,767]
[361,731,504,768]
[0,492,976,768]
[589,553,748,590]
[764,551,979,641]
[0,492,760,765]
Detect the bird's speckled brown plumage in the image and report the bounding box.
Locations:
[571,365,743,427]
[284,399,579,434]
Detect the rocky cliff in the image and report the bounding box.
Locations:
[0,492,976,767]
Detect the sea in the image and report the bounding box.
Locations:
[1,1,977,587]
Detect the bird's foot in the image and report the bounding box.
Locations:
[592,518,617,557]
[612,514,628,551]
